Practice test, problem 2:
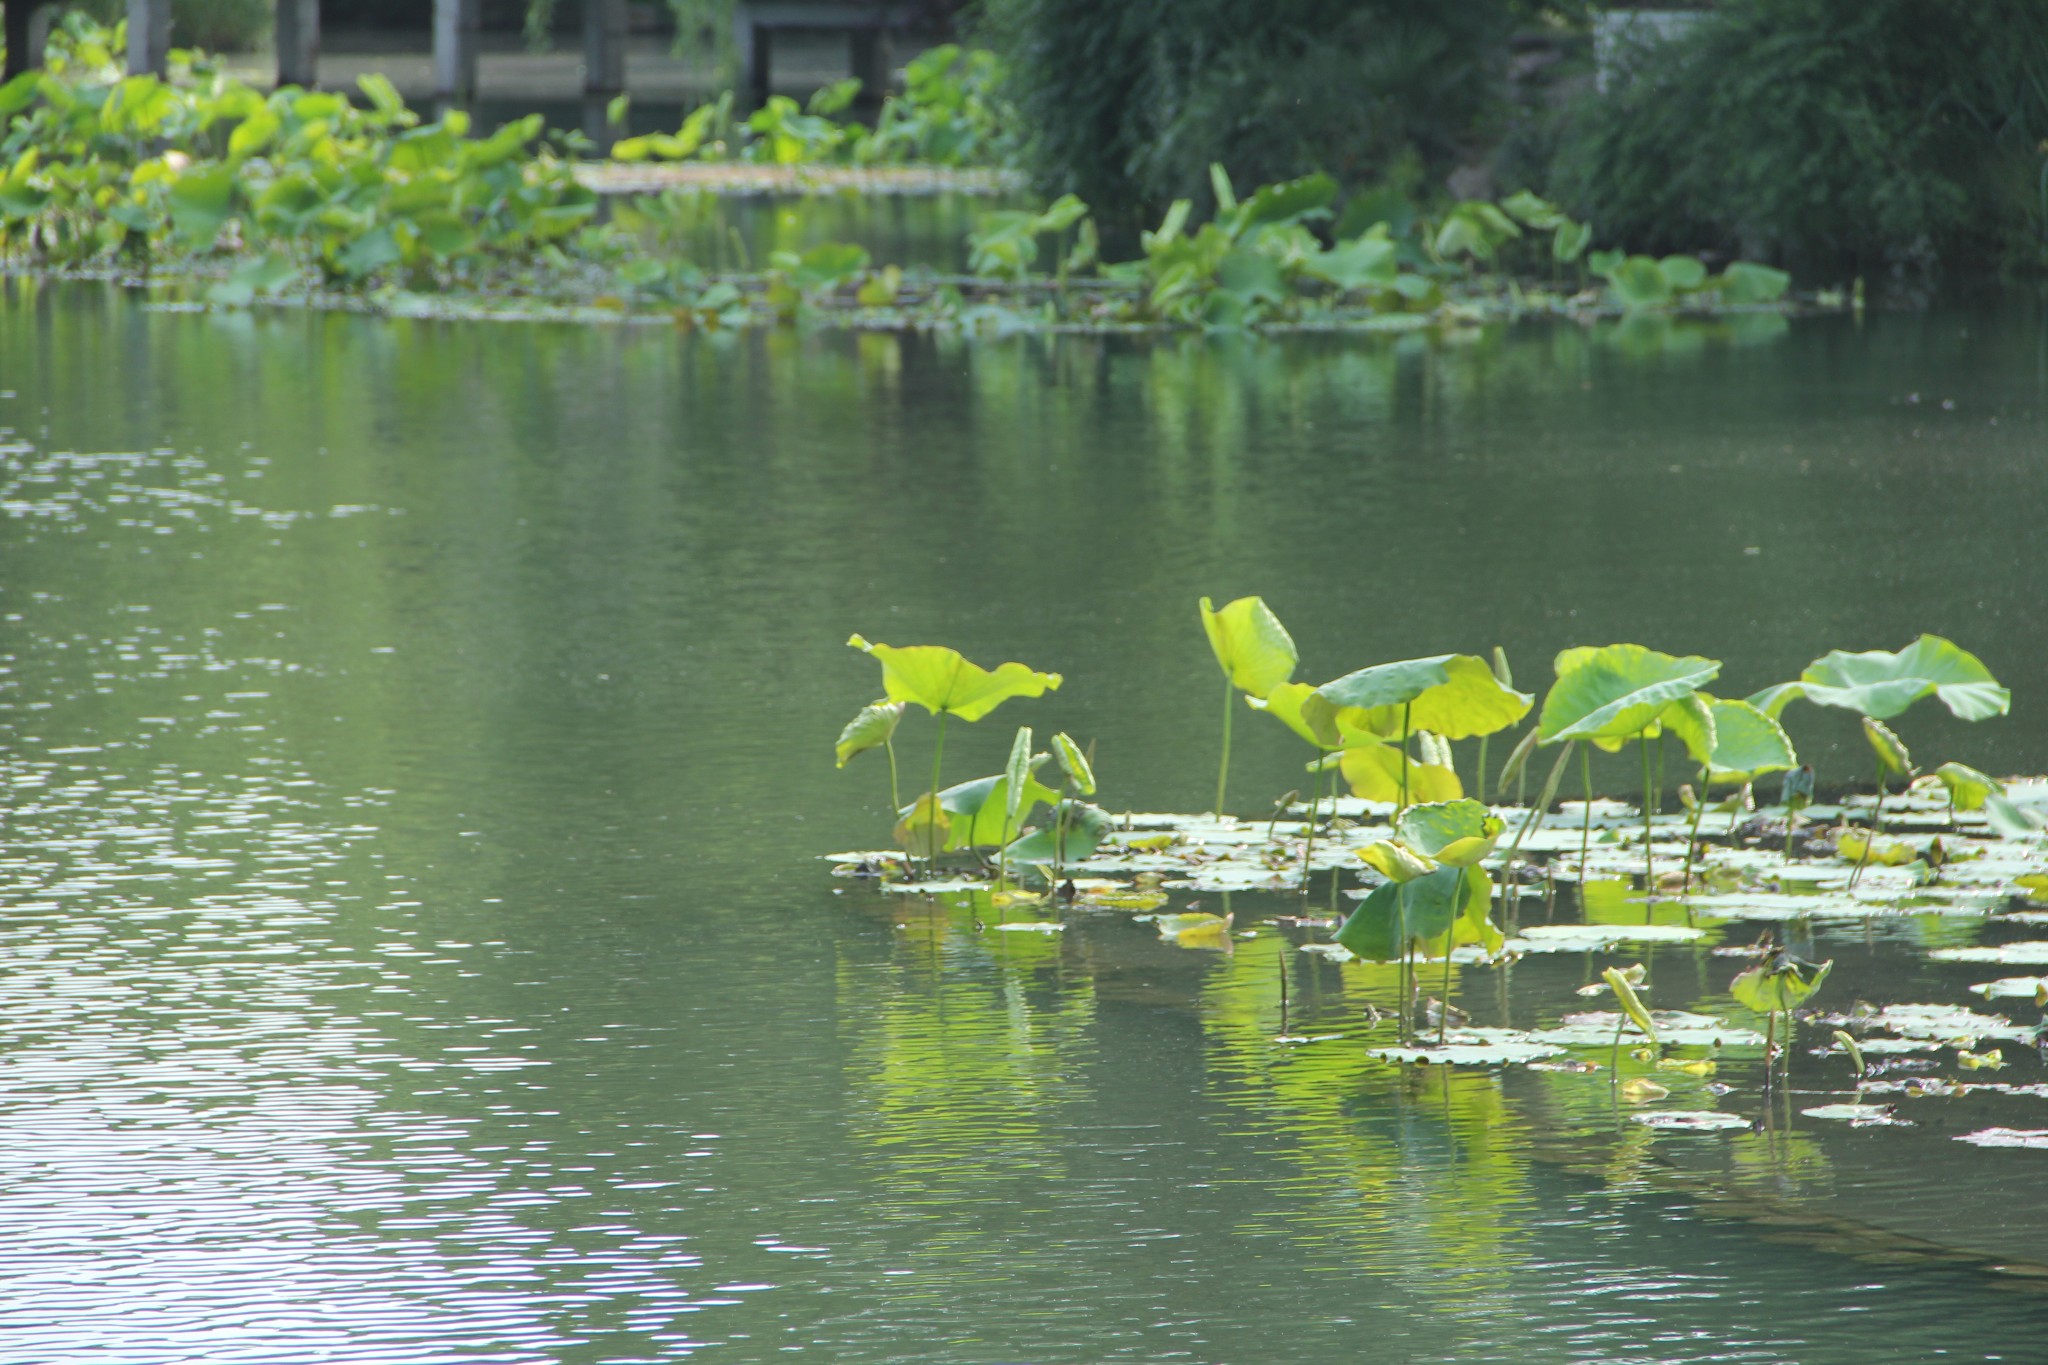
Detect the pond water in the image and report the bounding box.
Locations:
[1,278,2046,1363]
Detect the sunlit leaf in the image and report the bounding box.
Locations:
[1004,801,1110,865]
[1051,732,1096,795]
[848,635,1061,721]
[1933,762,2003,812]
[1199,595,1297,698]
[1604,967,1659,1046]
[1338,742,1462,804]
[1538,644,1720,745]
[1863,716,1913,778]
[1395,799,1504,867]
[1357,839,1434,883]
[1797,635,2009,722]
[1334,865,1483,962]
[1313,654,1532,740]
[1730,957,1832,1013]
[894,794,949,859]
[835,699,904,767]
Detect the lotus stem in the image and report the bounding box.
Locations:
[1849,753,1886,891]
[926,712,950,873]
[1497,741,1576,925]
[1580,742,1595,874]
[1439,936,1455,1045]
[1398,702,1413,814]
[884,736,901,817]
[1681,764,1709,893]
[1641,733,1655,894]
[1654,734,1666,817]
[1299,763,1323,893]
[1215,677,1235,816]
[1278,953,1290,1038]
[1476,735,1489,806]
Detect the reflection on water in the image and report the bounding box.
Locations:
[1,280,2045,1361]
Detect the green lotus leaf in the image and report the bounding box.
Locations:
[1537,644,1720,745]
[1863,716,1913,779]
[1730,957,1833,1014]
[1358,839,1434,883]
[894,793,950,859]
[1654,693,1718,766]
[1003,800,1111,865]
[1983,794,2046,839]
[1314,654,1532,740]
[1933,762,2003,811]
[835,699,904,767]
[849,635,1062,721]
[1338,743,1463,804]
[1004,727,1035,824]
[1051,731,1096,796]
[1663,695,1794,782]
[1200,596,1297,698]
[1334,865,1485,962]
[927,766,1061,850]
[1395,799,1504,868]
[1797,635,2008,722]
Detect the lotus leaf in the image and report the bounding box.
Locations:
[1395,800,1504,867]
[1052,732,1096,795]
[1795,635,2009,721]
[1199,596,1297,697]
[1003,728,1035,825]
[848,635,1062,721]
[1339,742,1462,804]
[1334,865,1487,962]
[1604,966,1659,1046]
[894,794,950,859]
[1834,830,1918,867]
[1538,644,1721,745]
[1747,682,1804,719]
[1004,801,1110,865]
[1864,716,1913,778]
[1357,840,1435,883]
[1730,957,1832,1013]
[1634,1110,1749,1131]
[1314,654,1532,740]
[1248,681,1326,747]
[1719,261,1791,304]
[928,768,1061,850]
[835,699,905,767]
[1663,695,1794,781]
[1933,762,2004,812]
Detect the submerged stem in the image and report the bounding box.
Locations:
[1681,764,1709,893]
[1849,755,1888,891]
[1215,677,1235,817]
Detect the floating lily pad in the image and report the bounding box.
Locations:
[1507,923,1706,952]
[1533,1010,1762,1048]
[1298,942,1355,961]
[1803,1103,1910,1125]
[1955,1128,2048,1150]
[1633,1110,1751,1131]
[1968,976,2048,1000]
[1931,942,2048,964]
[1848,1003,2031,1042]
[1367,1028,1564,1066]
[994,920,1065,933]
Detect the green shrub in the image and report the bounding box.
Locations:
[979,0,1526,241]
[1549,0,2048,277]
[70,0,271,52]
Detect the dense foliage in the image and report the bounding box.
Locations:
[978,0,1529,241]
[1548,0,2048,277]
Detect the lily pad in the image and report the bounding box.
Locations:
[1803,1103,1910,1126]
[1968,977,2048,1000]
[1931,942,2048,965]
[1532,1010,1762,1048]
[994,921,1065,933]
[1955,1128,2048,1150]
[1368,1027,1564,1066]
[1850,1003,2032,1042]
[1633,1110,1751,1131]
[1508,923,1706,952]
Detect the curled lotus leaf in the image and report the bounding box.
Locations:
[1051,731,1096,795]
[1747,681,1804,720]
[1313,653,1532,741]
[1864,716,1913,778]
[1358,839,1434,883]
[1730,957,1833,1014]
[894,794,950,859]
[848,635,1062,721]
[925,766,1060,850]
[835,699,904,767]
[1338,742,1462,804]
[1395,799,1504,867]
[1538,644,1721,745]
[1933,762,2003,812]
[1662,695,1794,783]
[1652,692,1718,765]
[1796,635,2009,722]
[1247,681,1325,747]
[1200,595,1297,698]
[1604,966,1659,1046]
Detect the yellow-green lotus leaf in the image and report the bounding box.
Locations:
[1731,958,1832,1013]
[1248,681,1327,747]
[1051,731,1096,795]
[1603,966,1659,1045]
[1315,653,1532,740]
[1662,695,1794,783]
[1934,762,2004,812]
[1358,839,1434,883]
[1395,799,1504,867]
[894,793,950,858]
[849,635,1062,721]
[1863,716,1913,779]
[835,699,904,767]
[1200,595,1298,698]
[1339,742,1463,804]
